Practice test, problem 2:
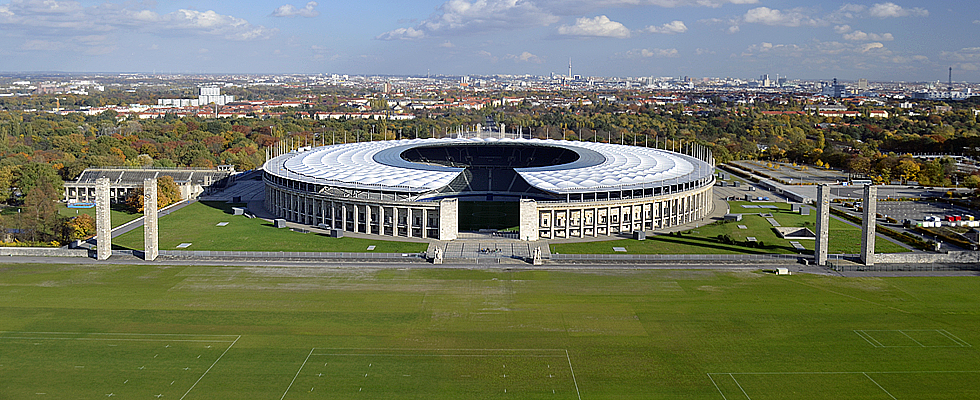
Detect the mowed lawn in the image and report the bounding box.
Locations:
[552,201,910,255]
[57,203,142,228]
[112,201,428,253]
[0,264,977,399]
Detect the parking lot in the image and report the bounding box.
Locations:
[872,201,974,222]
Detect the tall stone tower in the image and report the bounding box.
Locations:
[143,179,159,261]
[814,184,830,266]
[861,185,877,265]
[95,177,111,260]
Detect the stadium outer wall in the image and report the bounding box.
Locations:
[263,176,713,242]
[518,184,713,241]
[263,138,715,242]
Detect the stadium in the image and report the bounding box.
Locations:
[263,134,715,241]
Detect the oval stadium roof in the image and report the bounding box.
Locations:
[265,137,712,194]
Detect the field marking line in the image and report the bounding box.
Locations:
[778,280,910,314]
[280,348,315,400]
[311,354,565,357]
[0,337,233,343]
[937,330,972,347]
[862,373,898,400]
[706,374,729,400]
[853,330,881,348]
[565,350,582,400]
[729,373,752,400]
[178,335,240,400]
[312,347,569,352]
[855,330,886,347]
[715,371,980,375]
[0,332,238,338]
[898,330,925,347]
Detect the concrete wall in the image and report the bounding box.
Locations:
[0,247,89,257]
[876,251,980,264]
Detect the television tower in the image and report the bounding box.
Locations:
[948,66,953,100]
[568,58,572,79]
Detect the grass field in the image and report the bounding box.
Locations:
[552,201,910,255]
[111,201,428,253]
[1,264,977,399]
[57,203,142,228]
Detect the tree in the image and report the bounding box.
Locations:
[157,175,181,206]
[0,165,15,204]
[895,159,920,184]
[962,174,980,190]
[14,163,63,199]
[20,181,63,243]
[123,188,147,213]
[66,214,96,241]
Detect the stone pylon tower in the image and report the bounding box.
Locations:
[95,177,111,260]
[861,185,877,265]
[143,178,158,261]
[814,184,830,266]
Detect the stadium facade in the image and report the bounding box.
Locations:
[263,136,714,241]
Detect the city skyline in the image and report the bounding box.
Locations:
[0,0,977,82]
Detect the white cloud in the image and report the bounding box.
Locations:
[271,2,320,18]
[743,7,822,27]
[540,0,758,11]
[842,30,893,41]
[477,50,499,63]
[378,0,558,40]
[643,20,687,34]
[0,1,276,41]
[506,51,544,63]
[859,42,885,52]
[834,24,851,34]
[868,2,927,18]
[558,15,631,38]
[376,27,425,40]
[376,0,753,40]
[20,39,65,51]
[625,48,678,58]
[439,40,455,48]
[941,47,980,62]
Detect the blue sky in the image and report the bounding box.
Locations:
[0,0,977,81]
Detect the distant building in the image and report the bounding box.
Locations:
[857,79,869,91]
[157,87,235,107]
[64,166,235,204]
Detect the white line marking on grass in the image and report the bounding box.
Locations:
[937,330,972,347]
[853,330,880,347]
[898,330,925,347]
[0,337,233,343]
[706,374,728,400]
[565,350,582,400]
[178,335,240,400]
[280,348,314,400]
[862,373,897,400]
[729,373,752,400]
[311,354,565,357]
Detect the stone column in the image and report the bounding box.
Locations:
[438,198,458,241]
[95,177,111,260]
[814,184,830,266]
[143,179,158,261]
[861,185,877,265]
[519,199,538,241]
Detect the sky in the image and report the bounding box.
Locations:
[0,0,978,81]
